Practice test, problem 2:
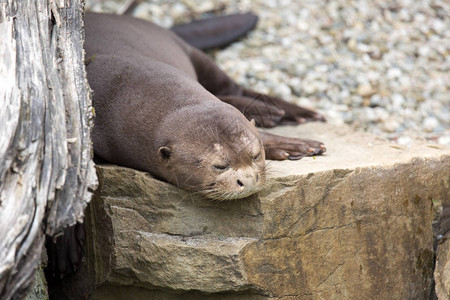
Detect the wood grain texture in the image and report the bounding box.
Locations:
[0,0,97,298]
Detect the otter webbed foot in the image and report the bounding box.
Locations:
[242,89,326,127]
[260,131,326,160]
[276,101,326,125]
[219,95,285,128]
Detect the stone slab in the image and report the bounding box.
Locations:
[54,123,450,299]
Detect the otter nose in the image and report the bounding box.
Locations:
[235,167,262,189]
[236,175,257,188]
[237,173,260,187]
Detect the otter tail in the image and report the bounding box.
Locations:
[171,13,259,51]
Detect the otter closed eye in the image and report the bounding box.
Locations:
[213,164,229,171]
[253,152,261,161]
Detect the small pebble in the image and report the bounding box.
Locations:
[357,83,375,97]
[423,117,439,132]
[397,136,413,147]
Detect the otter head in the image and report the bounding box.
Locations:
[155,106,266,200]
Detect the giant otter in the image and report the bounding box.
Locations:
[84,12,326,200]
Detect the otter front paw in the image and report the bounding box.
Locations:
[278,102,326,125]
[260,132,326,160]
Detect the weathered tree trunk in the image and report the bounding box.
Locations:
[0,0,97,299]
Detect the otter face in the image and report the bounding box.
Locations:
[157,132,266,200]
[203,138,266,200]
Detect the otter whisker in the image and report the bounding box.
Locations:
[200,124,215,141]
[263,161,272,175]
[182,172,196,185]
[208,124,220,144]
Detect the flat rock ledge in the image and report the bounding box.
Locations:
[54,123,450,299]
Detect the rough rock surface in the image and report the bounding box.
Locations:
[435,195,450,300]
[435,238,450,300]
[54,123,450,299]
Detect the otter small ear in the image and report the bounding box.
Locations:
[250,119,256,126]
[158,146,172,160]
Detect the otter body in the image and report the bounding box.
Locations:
[85,12,325,200]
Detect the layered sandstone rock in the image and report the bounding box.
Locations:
[54,123,450,299]
[435,238,450,300]
[435,199,450,300]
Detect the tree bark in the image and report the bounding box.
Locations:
[0,0,97,299]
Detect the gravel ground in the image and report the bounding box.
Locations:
[86,0,450,146]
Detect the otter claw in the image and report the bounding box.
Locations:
[317,145,326,154]
[287,154,306,160]
[296,117,306,124]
